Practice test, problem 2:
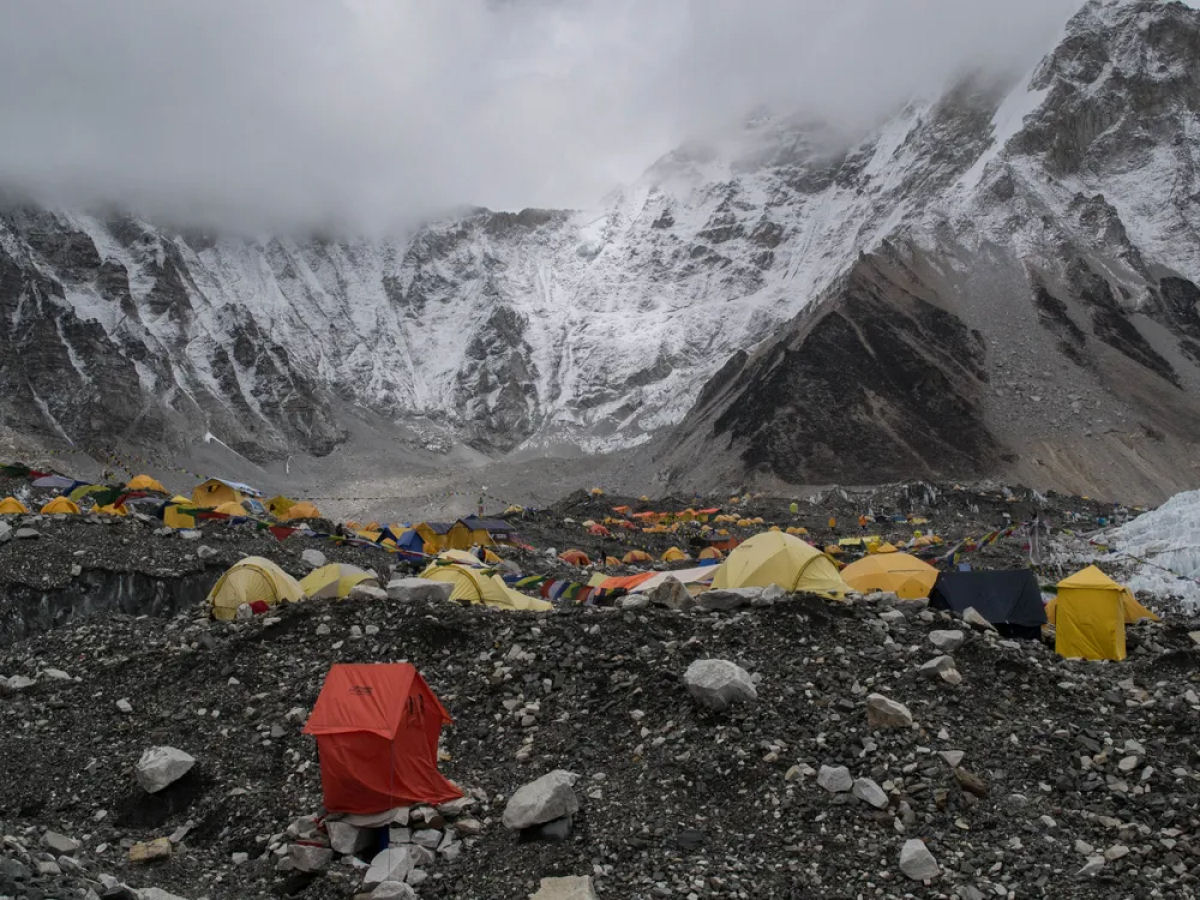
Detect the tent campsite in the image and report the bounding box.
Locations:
[841,552,939,600]
[206,557,305,621]
[711,531,849,598]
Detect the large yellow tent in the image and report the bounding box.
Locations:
[282,501,321,521]
[711,531,849,598]
[266,495,295,517]
[163,503,197,529]
[206,557,304,621]
[419,562,551,611]
[841,552,939,600]
[300,564,379,600]
[214,500,249,517]
[0,497,29,515]
[126,474,167,493]
[192,478,254,509]
[1046,565,1158,661]
[41,496,81,515]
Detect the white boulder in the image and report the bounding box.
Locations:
[683,659,757,711]
[135,746,196,793]
[502,770,580,830]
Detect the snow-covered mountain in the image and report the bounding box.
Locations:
[2,0,1199,500]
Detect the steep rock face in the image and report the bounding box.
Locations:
[2,0,1199,502]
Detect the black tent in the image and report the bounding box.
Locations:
[929,569,1047,639]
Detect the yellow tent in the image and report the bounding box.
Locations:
[622,549,652,564]
[214,501,249,517]
[266,495,295,517]
[282,501,321,520]
[699,546,723,561]
[206,556,304,621]
[126,474,167,493]
[438,549,485,566]
[163,503,196,529]
[192,479,247,509]
[1046,565,1158,661]
[662,546,689,562]
[419,562,551,612]
[94,503,128,517]
[841,553,938,600]
[711,532,849,598]
[868,541,899,554]
[41,496,81,515]
[483,548,502,564]
[0,497,30,515]
[299,564,378,600]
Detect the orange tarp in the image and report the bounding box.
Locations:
[302,663,461,814]
[599,572,658,591]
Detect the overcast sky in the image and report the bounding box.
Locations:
[0,0,1083,231]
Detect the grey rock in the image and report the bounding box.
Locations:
[866,693,913,729]
[919,655,962,685]
[530,874,600,899]
[289,843,333,872]
[15,528,39,540]
[116,698,134,714]
[899,838,940,881]
[4,674,37,691]
[0,521,11,543]
[364,846,419,887]
[817,765,853,793]
[852,777,888,809]
[939,749,965,767]
[929,629,965,652]
[386,578,455,604]
[326,820,370,855]
[348,584,388,602]
[696,587,762,611]
[136,746,196,793]
[648,577,695,611]
[411,829,441,850]
[370,882,418,899]
[962,606,995,631]
[502,770,580,830]
[617,594,650,610]
[43,830,81,854]
[301,549,327,569]
[196,545,219,560]
[683,658,757,711]
[135,889,191,900]
[1077,856,1105,876]
[178,530,202,541]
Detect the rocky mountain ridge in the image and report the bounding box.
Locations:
[2,0,1199,502]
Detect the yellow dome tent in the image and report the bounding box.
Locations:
[841,553,938,600]
[1045,565,1159,661]
[41,496,81,515]
[126,474,167,493]
[698,546,723,561]
[622,549,652,564]
[266,495,295,517]
[206,556,304,621]
[418,563,551,611]
[94,503,128,517]
[662,546,689,562]
[214,501,249,516]
[282,501,321,520]
[0,497,30,515]
[300,564,379,600]
[711,532,849,598]
[438,549,485,566]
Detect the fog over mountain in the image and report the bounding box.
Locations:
[0,0,1079,230]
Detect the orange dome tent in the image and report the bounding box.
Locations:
[0,497,30,515]
[126,474,167,494]
[560,549,590,566]
[661,546,689,562]
[622,549,651,564]
[214,501,249,516]
[699,546,723,561]
[282,501,321,520]
[41,496,81,515]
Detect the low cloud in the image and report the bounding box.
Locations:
[0,0,1082,231]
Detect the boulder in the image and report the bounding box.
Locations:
[364,846,419,887]
[683,659,757,711]
[348,584,388,602]
[918,655,962,685]
[530,874,600,899]
[289,843,332,872]
[135,890,191,900]
[326,820,370,855]
[866,693,913,729]
[928,629,965,652]
[696,587,762,611]
[617,594,650,610]
[135,747,196,793]
[817,765,852,793]
[386,578,455,604]
[648,577,694,611]
[502,770,580,830]
[899,838,940,881]
[4,674,37,691]
[301,549,327,569]
[14,528,39,540]
[852,777,888,809]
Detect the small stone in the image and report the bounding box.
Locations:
[290,842,333,872]
[43,831,81,854]
[301,548,327,569]
[348,584,388,602]
[1117,755,1139,772]
[816,765,853,793]
[1104,844,1129,861]
[529,874,600,899]
[135,746,196,793]
[116,698,133,714]
[364,846,420,887]
[231,852,249,865]
[327,820,370,855]
[939,750,965,767]
[852,777,888,809]
[962,607,995,631]
[14,528,40,540]
[899,838,940,881]
[695,587,762,611]
[128,837,172,864]
[371,882,418,899]
[386,578,454,603]
[918,655,962,685]
[455,818,483,836]
[1078,856,1105,876]
[196,545,219,560]
[4,674,36,691]
[954,767,988,797]
[682,659,757,711]
[866,693,913,729]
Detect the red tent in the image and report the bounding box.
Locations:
[302,663,461,814]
